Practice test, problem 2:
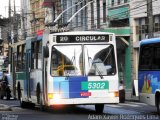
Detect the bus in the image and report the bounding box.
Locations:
[12,31,119,113]
[10,40,26,98]
[138,38,160,114]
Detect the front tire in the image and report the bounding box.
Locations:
[156,94,160,114]
[36,84,41,104]
[17,83,21,100]
[95,104,104,113]
[36,84,45,111]
[19,90,26,108]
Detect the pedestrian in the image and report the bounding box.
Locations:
[1,71,8,84]
[0,71,11,100]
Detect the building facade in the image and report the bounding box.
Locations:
[21,0,32,38]
[101,0,132,94]
[131,0,160,86]
[30,0,45,36]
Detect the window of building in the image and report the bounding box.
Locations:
[141,25,148,34]
[117,0,121,5]
[154,23,160,32]
[96,0,100,28]
[80,2,83,27]
[103,0,106,23]
[75,4,78,27]
[111,0,114,6]
[124,0,128,3]
[91,2,94,29]
[84,1,87,30]
[137,18,149,40]
[62,0,67,24]
[136,26,139,34]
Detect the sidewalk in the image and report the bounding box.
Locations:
[0,104,12,111]
[125,91,140,102]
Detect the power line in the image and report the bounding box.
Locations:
[23,0,159,33]
[50,0,157,27]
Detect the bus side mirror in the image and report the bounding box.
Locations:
[43,46,49,58]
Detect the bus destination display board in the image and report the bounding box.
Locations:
[56,35,109,43]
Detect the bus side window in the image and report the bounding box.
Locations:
[17,45,23,71]
[31,42,36,69]
[22,44,26,69]
[51,47,59,76]
[153,47,160,69]
[37,41,42,69]
[139,46,153,70]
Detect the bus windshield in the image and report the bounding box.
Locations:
[51,44,116,76]
[51,45,83,76]
[84,44,116,76]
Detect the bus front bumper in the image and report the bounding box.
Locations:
[48,97,119,105]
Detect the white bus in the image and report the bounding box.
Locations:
[13,31,119,113]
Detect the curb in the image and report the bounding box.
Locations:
[0,104,12,111]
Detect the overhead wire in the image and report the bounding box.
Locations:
[52,0,158,28]
[22,0,159,34]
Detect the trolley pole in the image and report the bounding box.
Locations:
[147,0,154,38]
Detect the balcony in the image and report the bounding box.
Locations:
[100,27,131,36]
[108,6,129,20]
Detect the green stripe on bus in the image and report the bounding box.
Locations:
[16,72,26,80]
[81,81,109,90]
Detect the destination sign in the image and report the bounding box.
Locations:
[56,35,109,43]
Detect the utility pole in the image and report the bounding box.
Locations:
[22,9,26,39]
[13,0,17,42]
[147,0,154,38]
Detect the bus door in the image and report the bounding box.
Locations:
[26,50,31,98]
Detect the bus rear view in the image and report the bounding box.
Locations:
[46,31,119,113]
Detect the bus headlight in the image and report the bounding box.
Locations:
[48,93,61,100]
[108,92,119,97]
[54,94,61,100]
[48,93,54,99]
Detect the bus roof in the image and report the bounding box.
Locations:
[50,31,115,36]
[140,38,160,45]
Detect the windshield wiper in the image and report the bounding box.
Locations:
[92,61,104,79]
[86,48,103,79]
[103,47,113,63]
[71,48,76,65]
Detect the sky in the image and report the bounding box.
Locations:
[0,0,20,18]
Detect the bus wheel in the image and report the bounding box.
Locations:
[19,91,26,108]
[36,84,44,111]
[156,94,160,114]
[95,104,104,114]
[36,84,41,104]
[17,83,21,100]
